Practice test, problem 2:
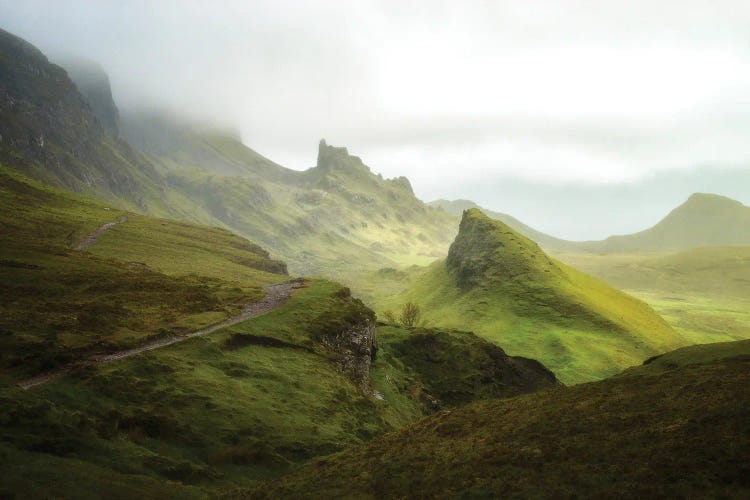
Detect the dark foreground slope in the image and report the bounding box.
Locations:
[255,340,750,499]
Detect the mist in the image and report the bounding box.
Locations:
[2,0,750,239]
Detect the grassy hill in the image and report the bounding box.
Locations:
[581,193,750,253]
[555,247,750,346]
[256,339,750,499]
[374,209,683,383]
[0,169,558,496]
[127,120,458,276]
[0,166,287,380]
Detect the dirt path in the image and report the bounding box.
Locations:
[17,279,305,390]
[76,217,127,250]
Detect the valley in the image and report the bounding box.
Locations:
[0,22,749,500]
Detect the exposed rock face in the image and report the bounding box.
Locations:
[0,28,161,203]
[312,286,377,392]
[60,59,120,137]
[447,208,562,290]
[319,318,377,393]
[316,138,371,174]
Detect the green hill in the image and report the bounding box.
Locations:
[0,166,286,380]
[375,209,683,383]
[124,116,459,276]
[582,193,750,252]
[555,246,750,346]
[0,169,557,496]
[255,339,750,499]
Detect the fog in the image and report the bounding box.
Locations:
[2,0,750,239]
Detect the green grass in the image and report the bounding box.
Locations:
[0,167,285,378]
[554,248,750,346]
[0,280,547,497]
[369,210,682,384]
[256,340,750,499]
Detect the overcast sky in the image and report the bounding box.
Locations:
[2,0,750,239]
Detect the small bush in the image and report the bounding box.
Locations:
[399,302,421,327]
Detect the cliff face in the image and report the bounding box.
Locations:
[0,28,161,207]
[447,208,562,290]
[60,59,120,137]
[311,286,377,392]
[319,317,377,393]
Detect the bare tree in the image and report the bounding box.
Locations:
[399,302,421,327]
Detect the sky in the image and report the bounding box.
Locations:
[2,0,750,239]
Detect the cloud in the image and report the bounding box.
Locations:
[2,0,750,238]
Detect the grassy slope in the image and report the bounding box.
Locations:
[0,167,285,379]
[555,247,750,345]
[128,124,458,278]
[374,210,682,384]
[257,340,750,499]
[584,193,750,253]
[0,280,556,497]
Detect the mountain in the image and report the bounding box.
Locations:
[59,58,120,137]
[580,193,750,253]
[257,339,750,499]
[0,28,456,277]
[0,28,169,212]
[429,198,579,251]
[0,165,558,496]
[374,209,683,383]
[122,109,458,275]
[433,194,750,255]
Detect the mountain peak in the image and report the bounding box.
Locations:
[446,209,561,290]
[682,192,744,210]
[316,139,370,173]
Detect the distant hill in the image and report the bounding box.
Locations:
[375,209,683,383]
[0,28,458,276]
[124,111,459,275]
[562,245,750,300]
[433,194,750,255]
[580,193,750,252]
[429,198,580,251]
[258,339,750,499]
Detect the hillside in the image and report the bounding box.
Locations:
[255,339,750,499]
[581,193,750,252]
[429,198,579,251]
[125,111,458,275]
[555,246,750,346]
[0,166,287,380]
[0,28,171,213]
[375,209,683,383]
[0,168,558,495]
[434,194,750,255]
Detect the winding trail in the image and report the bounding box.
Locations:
[17,280,305,390]
[76,217,127,250]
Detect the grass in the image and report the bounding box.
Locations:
[256,340,750,499]
[0,279,547,497]
[368,210,682,384]
[0,167,285,379]
[554,248,750,346]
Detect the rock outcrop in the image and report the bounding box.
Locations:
[312,286,377,392]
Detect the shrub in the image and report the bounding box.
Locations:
[399,302,421,327]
